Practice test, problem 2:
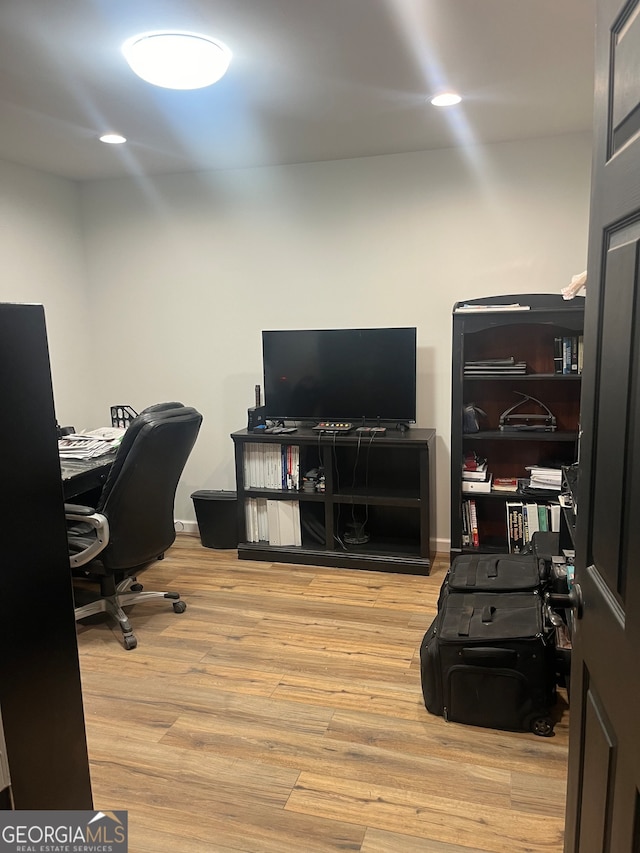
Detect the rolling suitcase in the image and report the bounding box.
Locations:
[420,591,556,736]
[444,553,546,595]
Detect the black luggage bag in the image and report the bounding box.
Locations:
[444,553,546,595]
[420,590,556,736]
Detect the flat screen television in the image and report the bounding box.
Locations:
[262,327,417,424]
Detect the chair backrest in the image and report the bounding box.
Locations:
[96,405,203,571]
[138,401,184,415]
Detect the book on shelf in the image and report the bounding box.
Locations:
[464,357,516,366]
[462,476,492,494]
[553,337,564,374]
[506,501,524,553]
[505,500,560,552]
[454,303,531,313]
[571,336,578,374]
[243,443,301,490]
[275,500,301,547]
[463,451,486,472]
[244,497,301,545]
[464,362,527,375]
[537,503,549,532]
[526,465,563,491]
[493,477,519,492]
[244,497,265,543]
[461,500,470,546]
[556,336,583,375]
[468,499,479,547]
[462,461,488,480]
[523,502,540,540]
[267,500,281,545]
[578,335,584,373]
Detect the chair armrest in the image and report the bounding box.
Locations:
[65,506,110,568]
[64,503,97,515]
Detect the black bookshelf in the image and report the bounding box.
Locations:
[450,293,585,558]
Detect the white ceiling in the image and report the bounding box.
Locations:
[0,0,595,182]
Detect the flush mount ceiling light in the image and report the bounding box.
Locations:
[122,30,231,90]
[430,92,462,107]
[99,133,126,144]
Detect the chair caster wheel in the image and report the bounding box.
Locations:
[530,716,554,737]
[173,601,187,613]
[123,635,138,650]
[130,583,143,592]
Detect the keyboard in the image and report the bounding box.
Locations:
[312,422,353,434]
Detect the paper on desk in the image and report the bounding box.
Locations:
[84,426,126,441]
[58,427,125,459]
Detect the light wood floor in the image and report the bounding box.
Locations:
[77,534,569,853]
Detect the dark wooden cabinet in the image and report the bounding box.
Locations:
[232,427,435,574]
[450,293,585,559]
[0,303,92,809]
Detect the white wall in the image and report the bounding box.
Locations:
[79,132,592,544]
[0,160,92,427]
[2,132,591,546]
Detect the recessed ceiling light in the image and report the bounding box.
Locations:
[99,133,127,144]
[430,93,462,107]
[122,31,231,90]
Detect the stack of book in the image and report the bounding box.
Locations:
[506,500,561,553]
[464,357,527,376]
[462,453,492,493]
[461,499,479,547]
[553,335,584,375]
[242,443,301,490]
[244,498,302,546]
[493,476,520,492]
[526,466,563,491]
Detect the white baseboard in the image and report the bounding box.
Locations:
[175,520,199,535]
[433,538,451,555]
[176,521,451,556]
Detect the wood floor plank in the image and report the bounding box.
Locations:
[271,671,425,720]
[76,535,568,852]
[286,772,565,853]
[361,828,500,853]
[89,746,365,853]
[160,707,513,809]
[510,771,568,818]
[326,708,570,777]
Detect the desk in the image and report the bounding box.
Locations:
[61,454,115,500]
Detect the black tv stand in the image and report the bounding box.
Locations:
[231,426,436,574]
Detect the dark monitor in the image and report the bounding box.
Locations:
[262,327,417,424]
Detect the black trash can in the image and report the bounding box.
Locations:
[191,490,238,549]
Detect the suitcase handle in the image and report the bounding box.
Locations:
[457,604,497,635]
[482,605,496,623]
[462,647,518,666]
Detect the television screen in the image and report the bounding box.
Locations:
[262,327,417,424]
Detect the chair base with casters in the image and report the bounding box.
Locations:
[73,570,187,650]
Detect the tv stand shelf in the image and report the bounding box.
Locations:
[231,427,435,574]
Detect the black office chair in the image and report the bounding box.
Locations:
[66,404,203,650]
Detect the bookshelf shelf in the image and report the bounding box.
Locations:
[451,293,585,558]
[231,427,436,574]
[463,431,579,442]
[464,373,582,381]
